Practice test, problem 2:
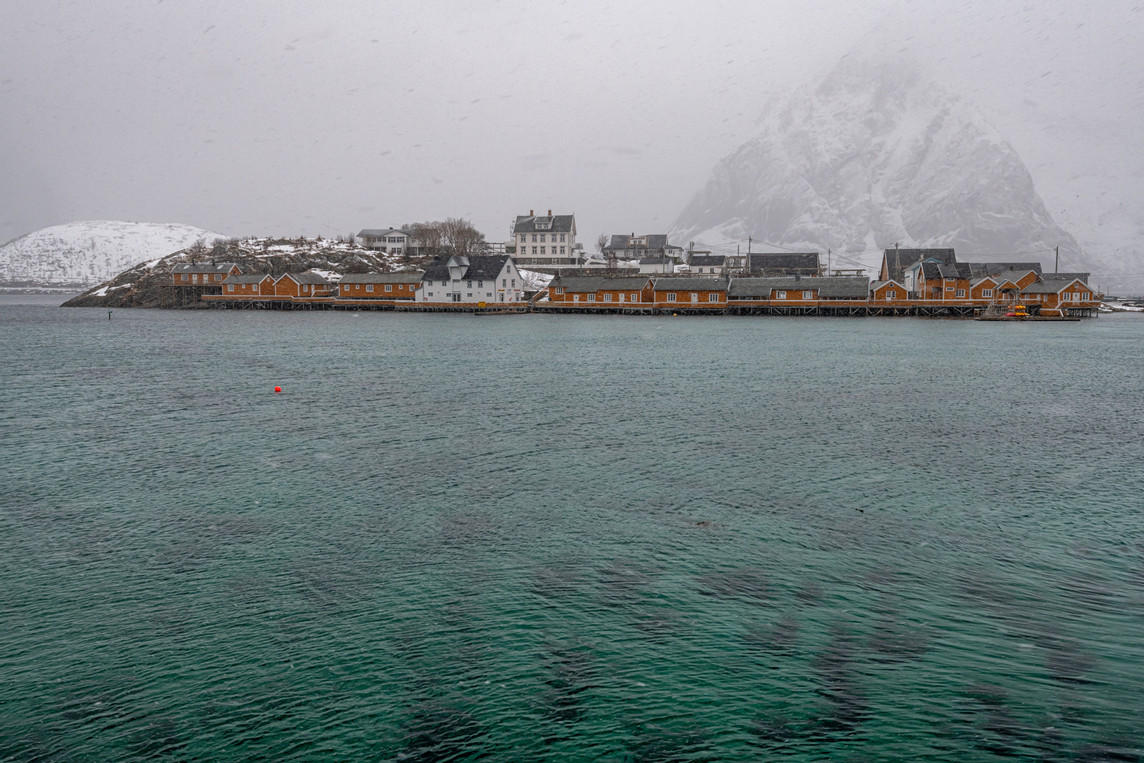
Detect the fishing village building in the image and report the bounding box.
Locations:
[747,252,822,277]
[511,210,578,269]
[688,254,727,276]
[339,272,421,300]
[172,262,241,285]
[602,234,685,263]
[547,275,654,306]
[195,246,1100,318]
[356,228,424,256]
[221,273,274,297]
[274,272,332,298]
[417,254,524,304]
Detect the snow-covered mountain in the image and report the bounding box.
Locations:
[672,50,1097,279]
[0,221,227,287]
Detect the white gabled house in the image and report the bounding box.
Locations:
[417,254,524,303]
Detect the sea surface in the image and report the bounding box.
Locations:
[2,302,1142,760]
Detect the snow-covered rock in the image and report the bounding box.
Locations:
[672,50,1094,278]
[0,221,227,287]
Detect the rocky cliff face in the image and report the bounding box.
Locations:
[0,221,229,287]
[672,52,1088,274]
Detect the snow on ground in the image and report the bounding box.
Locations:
[308,269,342,282]
[519,269,554,291]
[0,221,227,286]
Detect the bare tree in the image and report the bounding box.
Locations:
[188,238,207,262]
[439,217,487,257]
[597,234,608,254]
[408,222,443,257]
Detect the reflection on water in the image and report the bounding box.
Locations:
[1,306,1143,759]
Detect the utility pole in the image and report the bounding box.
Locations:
[1055,245,1059,274]
[827,248,831,277]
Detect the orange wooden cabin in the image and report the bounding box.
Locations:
[547,275,655,306]
[172,262,240,286]
[220,273,275,297]
[274,272,333,298]
[339,271,423,299]
[651,277,728,307]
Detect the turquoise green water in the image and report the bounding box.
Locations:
[2,305,1142,760]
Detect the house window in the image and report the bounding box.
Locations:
[531,234,537,242]
[560,234,566,242]
[477,280,483,288]
[367,284,376,292]
[803,290,813,299]
[617,294,624,303]
[511,279,515,287]
[666,293,677,302]
[983,289,993,298]
[956,289,965,298]
[540,246,546,255]
[587,294,595,302]
[531,246,537,254]
[554,287,563,294]
[776,290,786,299]
[631,293,637,302]
[604,293,612,302]
[708,293,718,302]
[228,284,234,292]
[467,281,472,288]
[886,291,896,300]
[466,292,472,298]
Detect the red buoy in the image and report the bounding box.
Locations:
[274,386,282,394]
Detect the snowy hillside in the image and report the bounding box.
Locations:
[0,221,228,286]
[672,50,1096,279]
[63,235,413,308]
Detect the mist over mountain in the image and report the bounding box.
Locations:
[672,49,1096,279]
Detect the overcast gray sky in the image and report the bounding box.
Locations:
[2,0,1141,250]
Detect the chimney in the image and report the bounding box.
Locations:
[547,209,552,216]
[530,209,534,216]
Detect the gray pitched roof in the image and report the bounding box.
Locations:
[222,274,272,284]
[689,254,726,267]
[551,275,651,292]
[747,252,820,273]
[421,255,511,282]
[883,248,956,282]
[652,277,728,291]
[339,271,423,284]
[172,262,237,274]
[921,261,970,279]
[729,276,869,298]
[965,261,1043,277]
[278,271,329,285]
[513,214,575,234]
[1022,274,1091,294]
[357,227,407,238]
